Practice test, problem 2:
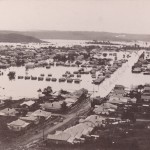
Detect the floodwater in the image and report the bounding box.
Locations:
[0,50,147,100]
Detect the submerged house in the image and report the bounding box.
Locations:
[113,85,125,95]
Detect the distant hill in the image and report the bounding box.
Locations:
[21,31,150,42]
[0,33,43,43]
[0,31,150,42]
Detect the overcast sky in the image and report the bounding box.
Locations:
[0,0,150,34]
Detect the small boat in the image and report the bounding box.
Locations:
[51,78,57,82]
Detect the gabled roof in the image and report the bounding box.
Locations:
[0,108,17,116]
[8,119,30,127]
[20,116,38,122]
[47,132,71,141]
[20,100,35,106]
[30,109,51,118]
[41,101,63,110]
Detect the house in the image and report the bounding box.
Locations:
[7,119,30,131]
[0,108,18,116]
[41,101,64,112]
[47,133,71,145]
[20,100,36,110]
[30,109,51,120]
[47,115,105,145]
[113,85,125,95]
[141,86,150,102]
[109,96,126,105]
[20,116,39,125]
[132,67,142,73]
[93,103,117,115]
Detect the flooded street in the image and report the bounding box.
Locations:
[0,50,145,100]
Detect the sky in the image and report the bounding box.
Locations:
[0,0,150,34]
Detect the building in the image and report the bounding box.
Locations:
[30,109,51,120]
[20,100,36,110]
[7,119,30,131]
[47,115,105,145]
[0,108,18,116]
[141,86,150,102]
[41,101,64,112]
[113,85,125,95]
[20,116,39,125]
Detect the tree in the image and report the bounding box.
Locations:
[103,53,107,57]
[42,86,53,97]
[61,102,67,112]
